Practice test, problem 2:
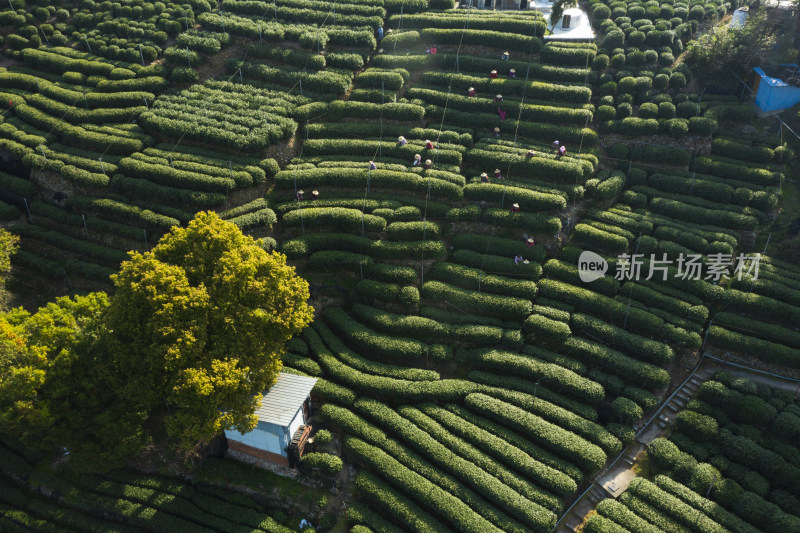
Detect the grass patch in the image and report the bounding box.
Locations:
[631,450,658,479]
[194,457,326,509]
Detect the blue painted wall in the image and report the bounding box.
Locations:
[224,406,304,457]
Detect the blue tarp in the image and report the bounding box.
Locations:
[754,64,800,112]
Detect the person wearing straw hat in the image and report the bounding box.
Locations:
[311,190,319,200]
[510,202,520,213]
[490,69,498,79]
[501,51,509,61]
[369,160,377,170]
[424,159,432,169]
[468,87,477,97]
[413,154,422,166]
[480,172,489,183]
[526,237,535,247]
[494,168,502,179]
[397,135,407,146]
[493,127,501,137]
[494,94,503,103]
[296,190,304,201]
[509,68,516,78]
[425,139,434,149]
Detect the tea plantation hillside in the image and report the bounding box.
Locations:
[0,0,799,531]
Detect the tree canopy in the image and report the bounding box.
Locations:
[0,212,314,470]
[685,10,796,81]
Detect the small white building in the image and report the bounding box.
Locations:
[461,0,594,41]
[547,7,595,41]
[225,372,318,467]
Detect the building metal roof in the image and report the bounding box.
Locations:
[253,372,317,427]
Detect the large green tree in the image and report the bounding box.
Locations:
[686,10,796,81]
[0,292,111,457]
[101,211,314,450]
[0,212,314,470]
[0,227,19,308]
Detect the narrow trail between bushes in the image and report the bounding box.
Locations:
[557,353,800,532]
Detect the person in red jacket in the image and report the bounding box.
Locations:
[490,69,498,79]
[425,139,434,149]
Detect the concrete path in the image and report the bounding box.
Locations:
[553,361,717,532]
[554,355,800,532]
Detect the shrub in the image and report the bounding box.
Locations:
[597,105,616,121]
[464,183,566,212]
[420,403,578,496]
[386,220,440,241]
[688,116,718,136]
[398,405,563,514]
[669,71,686,89]
[562,336,670,389]
[326,52,364,69]
[430,262,538,300]
[611,397,643,425]
[523,314,571,343]
[420,27,543,52]
[422,280,532,321]
[465,393,607,473]
[593,54,610,70]
[540,44,596,67]
[638,102,658,119]
[354,69,405,91]
[658,101,676,119]
[675,410,718,441]
[616,102,633,119]
[301,452,343,475]
[603,31,625,49]
[667,118,688,138]
[571,313,674,365]
[618,76,637,94]
[324,307,449,362]
[283,207,386,233]
[344,437,499,533]
[466,349,603,404]
[653,73,669,90]
[171,66,198,83]
[571,223,628,253]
